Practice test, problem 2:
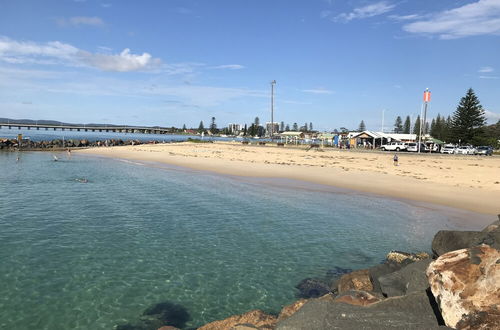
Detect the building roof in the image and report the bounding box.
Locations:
[352,131,417,141]
[280,131,304,136]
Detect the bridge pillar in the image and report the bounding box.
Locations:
[37,127,40,130]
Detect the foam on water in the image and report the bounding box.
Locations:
[0,152,490,329]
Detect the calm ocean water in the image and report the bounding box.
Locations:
[0,151,490,329]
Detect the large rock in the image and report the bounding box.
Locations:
[386,250,430,264]
[333,290,382,306]
[431,230,500,256]
[198,310,277,330]
[277,299,308,322]
[276,291,443,329]
[427,245,500,329]
[378,259,432,297]
[368,261,405,294]
[336,269,373,294]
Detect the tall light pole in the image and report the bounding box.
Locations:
[271,80,276,139]
[418,88,431,153]
[381,109,386,133]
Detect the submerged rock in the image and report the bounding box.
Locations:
[295,278,331,298]
[116,301,190,330]
[426,245,500,329]
[336,269,373,294]
[142,301,190,329]
[198,310,277,330]
[378,259,432,297]
[431,230,500,256]
[276,291,443,329]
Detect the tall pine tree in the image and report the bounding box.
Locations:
[394,116,403,133]
[413,115,421,136]
[403,116,411,134]
[358,120,366,132]
[450,88,486,144]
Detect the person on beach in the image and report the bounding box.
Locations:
[393,154,399,166]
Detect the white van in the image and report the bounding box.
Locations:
[380,141,407,151]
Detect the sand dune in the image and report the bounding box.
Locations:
[77,142,500,215]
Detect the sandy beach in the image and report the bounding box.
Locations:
[77,142,500,215]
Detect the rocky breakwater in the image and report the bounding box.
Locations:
[195,215,500,330]
[0,138,147,150]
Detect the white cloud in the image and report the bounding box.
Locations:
[79,48,161,72]
[210,64,245,70]
[57,16,105,27]
[479,75,499,79]
[302,88,334,94]
[485,110,500,122]
[0,36,161,72]
[388,14,421,21]
[403,0,500,39]
[101,3,112,8]
[332,1,396,22]
[479,66,494,73]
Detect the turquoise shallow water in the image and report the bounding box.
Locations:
[0,151,490,329]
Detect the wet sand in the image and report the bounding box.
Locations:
[77,142,500,215]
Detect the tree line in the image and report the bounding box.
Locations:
[357,88,498,146]
[195,116,315,137]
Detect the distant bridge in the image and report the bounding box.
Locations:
[0,123,173,135]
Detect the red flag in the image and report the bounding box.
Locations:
[423,90,431,102]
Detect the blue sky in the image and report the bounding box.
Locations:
[1,0,499,131]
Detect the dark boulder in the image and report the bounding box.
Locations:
[367,261,405,294]
[295,278,331,298]
[276,291,444,329]
[378,259,432,297]
[431,230,500,257]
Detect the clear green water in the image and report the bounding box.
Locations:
[0,152,489,329]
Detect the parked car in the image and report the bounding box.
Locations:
[407,143,428,152]
[441,144,456,154]
[476,146,493,156]
[380,141,407,151]
[455,146,476,155]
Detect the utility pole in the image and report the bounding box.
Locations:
[381,109,386,133]
[418,88,431,153]
[271,80,276,139]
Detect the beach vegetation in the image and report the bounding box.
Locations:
[292,123,298,131]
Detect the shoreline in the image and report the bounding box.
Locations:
[76,142,500,215]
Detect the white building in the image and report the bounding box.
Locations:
[227,123,242,134]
